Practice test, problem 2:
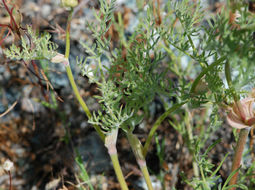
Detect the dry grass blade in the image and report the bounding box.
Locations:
[0,101,18,118]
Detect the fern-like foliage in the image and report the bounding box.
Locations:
[4,26,57,61]
[78,0,172,133]
[204,4,255,92]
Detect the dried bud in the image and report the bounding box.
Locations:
[51,53,65,63]
[61,0,78,8]
[51,53,69,67]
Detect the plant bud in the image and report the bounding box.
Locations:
[51,53,65,63]
[194,79,208,95]
[61,0,78,8]
[51,53,69,67]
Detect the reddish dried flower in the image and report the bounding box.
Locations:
[227,98,255,129]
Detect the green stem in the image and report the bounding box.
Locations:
[224,61,232,88]
[199,164,210,190]
[225,61,239,101]
[143,101,187,156]
[106,129,129,190]
[66,67,91,117]
[64,9,105,141]
[190,56,226,94]
[65,9,73,58]
[229,128,249,190]
[187,34,206,68]
[140,163,153,190]
[165,40,197,61]
[184,110,199,178]
[65,66,105,141]
[110,154,129,190]
[127,131,153,190]
[187,35,195,53]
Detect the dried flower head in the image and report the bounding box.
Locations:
[3,160,14,171]
[227,98,255,129]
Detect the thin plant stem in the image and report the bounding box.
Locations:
[105,129,129,190]
[2,0,20,37]
[225,61,239,101]
[143,101,187,156]
[8,171,12,190]
[190,56,226,94]
[110,154,128,190]
[187,34,205,68]
[229,128,250,190]
[224,61,232,88]
[199,164,210,190]
[110,154,129,190]
[127,131,153,190]
[165,40,197,61]
[184,110,199,178]
[140,163,153,190]
[64,9,105,141]
[65,66,104,141]
[0,28,12,46]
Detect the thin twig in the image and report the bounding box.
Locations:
[8,171,12,190]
